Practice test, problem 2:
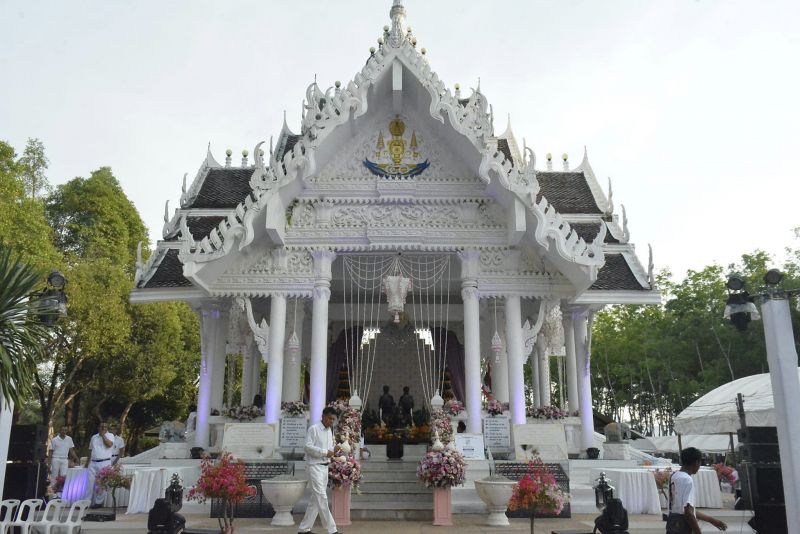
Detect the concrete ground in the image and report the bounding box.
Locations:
[82,510,755,533]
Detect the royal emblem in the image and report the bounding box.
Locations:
[364,117,430,178]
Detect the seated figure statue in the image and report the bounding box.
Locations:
[159,421,187,443]
[604,422,624,443]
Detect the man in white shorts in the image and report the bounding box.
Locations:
[667,446,727,533]
[85,422,115,508]
[48,426,77,478]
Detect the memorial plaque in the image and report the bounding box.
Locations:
[483,416,511,451]
[279,417,308,449]
[222,423,275,460]
[454,433,485,460]
[512,423,567,461]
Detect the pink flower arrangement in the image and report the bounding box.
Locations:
[430,409,453,444]
[328,400,362,449]
[443,399,464,416]
[509,455,567,531]
[187,452,257,531]
[487,399,508,416]
[95,463,132,510]
[281,401,308,417]
[527,405,567,420]
[416,448,466,488]
[226,404,264,421]
[653,468,672,491]
[328,454,362,490]
[713,463,736,484]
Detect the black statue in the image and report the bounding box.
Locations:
[398,386,414,426]
[378,385,395,424]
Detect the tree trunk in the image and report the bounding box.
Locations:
[119,401,134,437]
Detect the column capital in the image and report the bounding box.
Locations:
[461,285,480,301]
[458,248,481,281]
[313,286,331,301]
[311,249,337,280]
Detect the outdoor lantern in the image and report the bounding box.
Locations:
[39,270,68,326]
[723,274,760,332]
[383,274,412,323]
[764,268,784,286]
[287,331,301,364]
[348,389,363,411]
[491,330,502,363]
[165,473,183,512]
[594,472,615,510]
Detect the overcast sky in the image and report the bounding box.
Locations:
[2,0,798,280]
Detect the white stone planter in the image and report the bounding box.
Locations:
[261,476,308,526]
[474,476,516,526]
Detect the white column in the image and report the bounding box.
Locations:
[282,299,305,402]
[530,347,541,408]
[505,295,526,425]
[492,304,509,404]
[562,314,579,413]
[309,250,335,423]
[264,294,287,424]
[459,250,482,435]
[761,297,800,534]
[210,308,229,410]
[196,305,226,449]
[249,342,262,405]
[0,398,13,499]
[573,309,595,452]
[537,334,552,406]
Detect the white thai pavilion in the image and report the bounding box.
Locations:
[131,0,660,458]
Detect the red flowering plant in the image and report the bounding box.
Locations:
[95,463,132,511]
[416,447,466,488]
[187,452,257,532]
[508,455,567,534]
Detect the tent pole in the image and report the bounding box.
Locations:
[677,433,683,455]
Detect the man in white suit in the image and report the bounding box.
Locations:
[297,407,342,534]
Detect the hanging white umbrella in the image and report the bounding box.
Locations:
[674,368,800,435]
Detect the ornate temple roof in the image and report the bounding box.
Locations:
[133,0,658,305]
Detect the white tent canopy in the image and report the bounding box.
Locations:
[631,435,738,454]
[674,368,800,435]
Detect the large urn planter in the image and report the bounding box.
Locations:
[331,486,352,526]
[474,476,516,526]
[260,476,307,527]
[432,487,453,526]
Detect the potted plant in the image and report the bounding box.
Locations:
[95,463,132,517]
[187,452,257,533]
[416,437,466,526]
[261,475,308,527]
[508,454,567,534]
[474,474,516,526]
[328,431,362,527]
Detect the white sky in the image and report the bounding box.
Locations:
[2,0,798,279]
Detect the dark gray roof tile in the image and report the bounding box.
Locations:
[497,138,514,166]
[142,249,192,289]
[591,253,647,291]
[187,168,253,209]
[569,222,620,244]
[536,171,603,214]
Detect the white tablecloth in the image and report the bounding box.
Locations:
[61,466,133,507]
[126,466,200,514]
[590,468,661,515]
[693,468,723,508]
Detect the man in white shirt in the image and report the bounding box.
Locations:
[48,426,77,478]
[297,407,342,534]
[668,447,727,533]
[84,422,115,508]
[109,424,126,465]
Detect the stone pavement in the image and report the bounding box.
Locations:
[82,510,755,533]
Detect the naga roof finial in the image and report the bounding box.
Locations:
[389,0,407,47]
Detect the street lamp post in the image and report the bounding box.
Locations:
[724,270,800,533]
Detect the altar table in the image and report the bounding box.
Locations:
[589,468,661,515]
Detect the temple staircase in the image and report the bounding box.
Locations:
[352,447,433,520]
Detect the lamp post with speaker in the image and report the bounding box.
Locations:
[723,269,800,534]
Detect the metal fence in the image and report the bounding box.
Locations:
[210,462,290,519]
[495,462,571,519]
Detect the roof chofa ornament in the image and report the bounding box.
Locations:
[389,0,407,48]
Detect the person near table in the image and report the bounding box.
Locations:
[85,422,115,508]
[109,423,126,465]
[48,426,78,478]
[297,407,343,534]
[667,447,727,533]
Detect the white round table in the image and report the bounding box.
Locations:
[589,468,661,515]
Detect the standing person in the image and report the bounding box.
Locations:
[109,424,126,465]
[297,407,343,534]
[667,447,727,533]
[378,385,394,425]
[398,386,414,426]
[85,422,115,508]
[48,426,78,478]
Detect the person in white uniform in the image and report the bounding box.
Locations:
[109,424,126,465]
[667,446,727,533]
[297,407,343,534]
[48,426,77,478]
[85,422,115,508]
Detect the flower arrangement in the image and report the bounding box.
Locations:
[526,405,567,420]
[281,401,308,417]
[443,399,465,416]
[47,475,66,498]
[95,463,132,511]
[508,455,567,534]
[187,452,257,532]
[416,448,466,488]
[487,399,509,416]
[328,400,362,449]
[328,454,363,490]
[226,404,265,421]
[653,468,672,491]
[327,399,350,415]
[713,463,736,484]
[430,409,453,445]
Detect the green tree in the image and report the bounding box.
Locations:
[18,138,49,199]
